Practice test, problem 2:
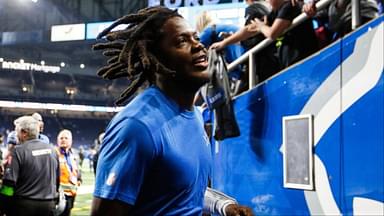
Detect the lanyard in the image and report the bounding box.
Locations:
[61,148,73,172]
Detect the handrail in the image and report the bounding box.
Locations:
[352,0,361,29]
[227,0,334,89]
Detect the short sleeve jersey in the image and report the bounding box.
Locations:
[3,139,59,199]
[94,86,212,216]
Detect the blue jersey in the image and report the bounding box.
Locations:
[94,86,212,216]
[38,134,50,145]
[200,24,245,80]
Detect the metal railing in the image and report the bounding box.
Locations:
[352,0,362,29]
[227,0,338,89]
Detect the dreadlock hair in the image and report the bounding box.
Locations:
[93,6,182,105]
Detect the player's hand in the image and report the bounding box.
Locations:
[225,203,254,216]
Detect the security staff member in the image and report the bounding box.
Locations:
[0,116,59,216]
[56,129,81,216]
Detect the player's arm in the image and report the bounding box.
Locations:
[91,118,156,216]
[204,187,254,216]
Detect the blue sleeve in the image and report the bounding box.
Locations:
[93,117,156,205]
[39,134,50,145]
[200,27,213,48]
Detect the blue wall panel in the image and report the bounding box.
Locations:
[212,16,383,215]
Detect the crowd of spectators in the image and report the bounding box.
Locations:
[199,0,380,95]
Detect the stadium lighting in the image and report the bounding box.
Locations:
[21,84,32,93]
[40,60,45,65]
[20,59,24,63]
[80,64,85,69]
[0,58,3,62]
[60,62,66,67]
[65,87,77,95]
[0,100,123,112]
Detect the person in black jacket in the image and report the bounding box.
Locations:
[0,116,59,216]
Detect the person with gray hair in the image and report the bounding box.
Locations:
[14,115,40,139]
[6,112,50,157]
[0,115,59,216]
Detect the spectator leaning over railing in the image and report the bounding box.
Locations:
[196,11,245,90]
[211,0,319,74]
[194,11,246,99]
[241,0,280,84]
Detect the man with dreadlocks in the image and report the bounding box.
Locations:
[91,6,253,216]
